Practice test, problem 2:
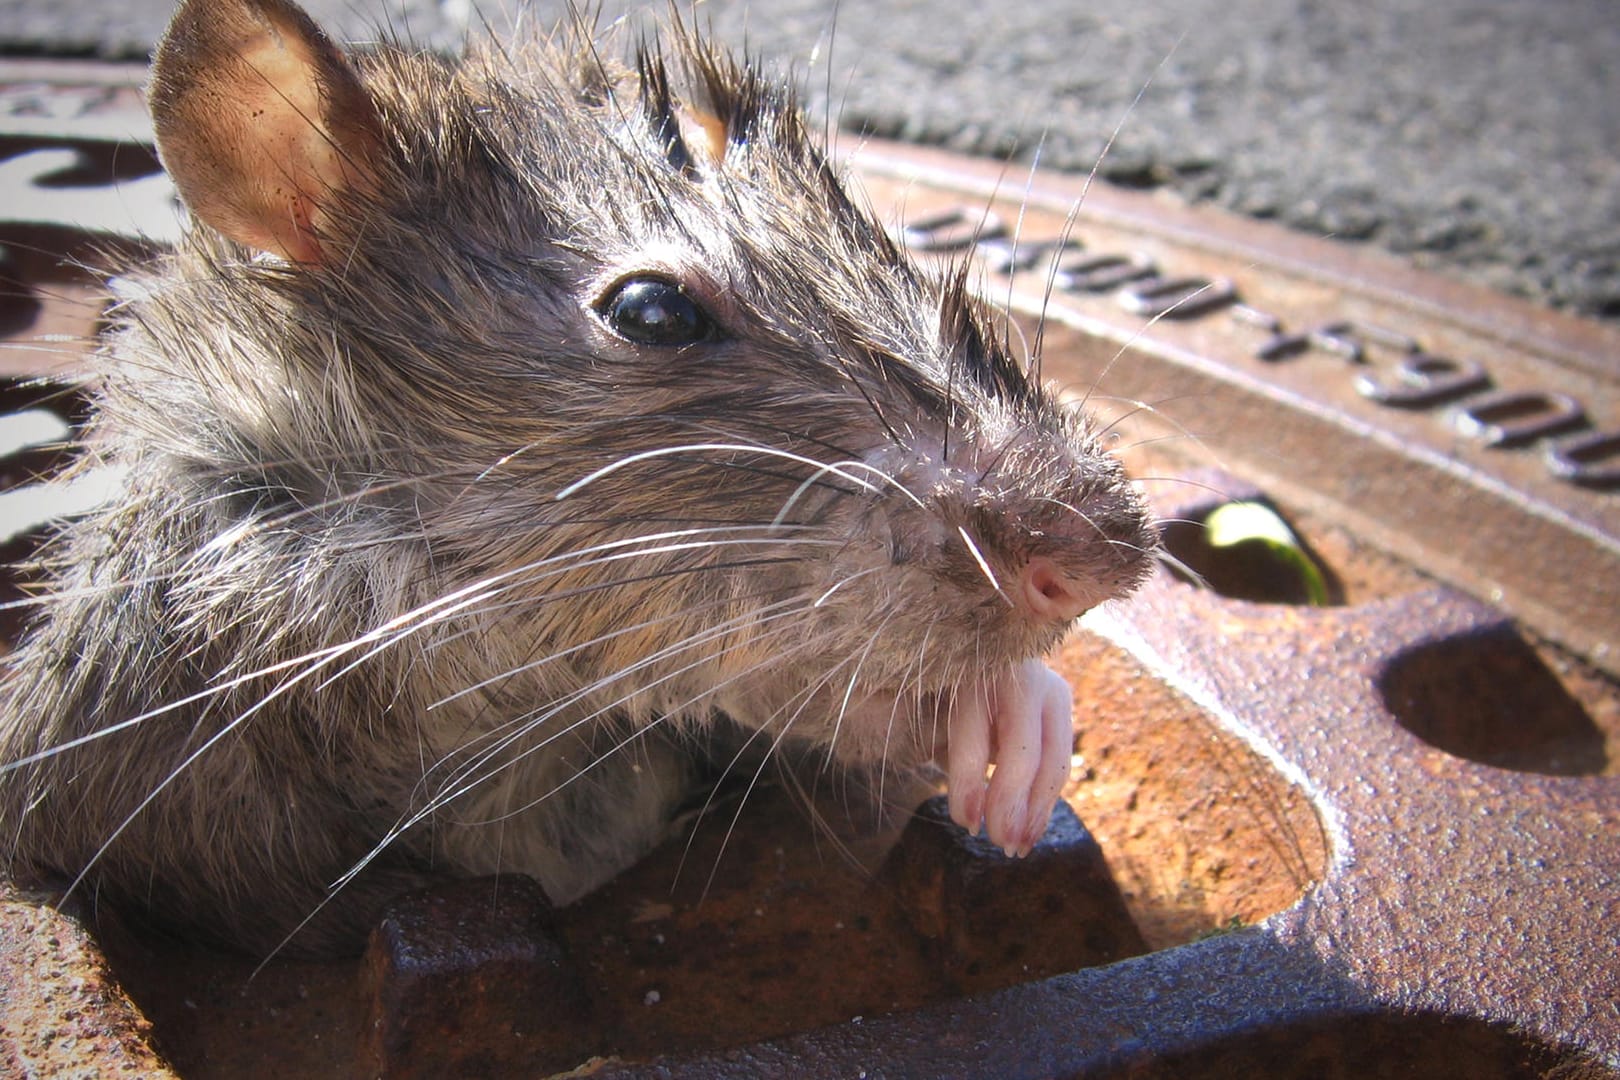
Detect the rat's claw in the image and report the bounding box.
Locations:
[982,660,1073,855]
[944,659,1075,855]
[1028,665,1075,849]
[946,684,991,838]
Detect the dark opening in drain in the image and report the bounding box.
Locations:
[1158,497,1345,607]
[1379,623,1609,777]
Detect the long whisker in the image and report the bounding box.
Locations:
[956,524,1012,606]
[1052,30,1187,413]
[421,597,819,781]
[555,442,925,512]
[258,610,829,967]
[812,565,881,608]
[306,535,838,697]
[2,526,829,770]
[424,591,748,709]
[1150,546,1209,588]
[688,631,886,898]
[823,611,893,767]
[672,646,853,890]
[768,454,925,528]
[360,609,823,862]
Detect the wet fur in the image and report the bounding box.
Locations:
[0,1,1156,955]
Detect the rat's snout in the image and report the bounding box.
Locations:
[868,433,1159,634]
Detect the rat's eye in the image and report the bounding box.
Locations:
[597,276,718,346]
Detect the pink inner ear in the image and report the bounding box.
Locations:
[676,105,729,170]
[237,186,323,266]
[226,33,351,261]
[150,0,382,264]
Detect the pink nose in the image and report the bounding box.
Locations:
[1020,555,1095,623]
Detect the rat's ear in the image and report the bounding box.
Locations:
[149,0,384,264]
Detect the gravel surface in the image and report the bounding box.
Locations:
[4,0,1617,319]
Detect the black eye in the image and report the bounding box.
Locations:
[597,276,717,346]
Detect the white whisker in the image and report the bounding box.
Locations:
[376,606,825,846]
[957,524,1012,606]
[812,566,880,608]
[555,442,880,501]
[824,612,892,768]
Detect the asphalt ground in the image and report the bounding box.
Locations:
[3,0,1618,321]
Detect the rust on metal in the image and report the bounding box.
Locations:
[362,876,598,1078]
[0,885,176,1078]
[882,795,1147,993]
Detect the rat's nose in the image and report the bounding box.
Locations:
[1019,555,1098,624]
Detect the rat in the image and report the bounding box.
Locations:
[0,0,1157,956]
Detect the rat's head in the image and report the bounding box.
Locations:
[145,0,1157,761]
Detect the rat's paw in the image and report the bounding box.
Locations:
[943,659,1074,856]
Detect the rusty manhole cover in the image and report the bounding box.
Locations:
[1,56,1617,1079]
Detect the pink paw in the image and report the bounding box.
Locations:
[943,659,1075,856]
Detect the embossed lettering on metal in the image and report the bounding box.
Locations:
[897,206,1004,253]
[975,235,1084,275]
[847,137,1619,675]
[1546,429,1620,490]
[3,54,1615,673]
[1452,390,1588,448]
[1118,275,1237,320]
[1048,252,1156,293]
[1353,355,1494,408]
[1306,324,1366,362]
